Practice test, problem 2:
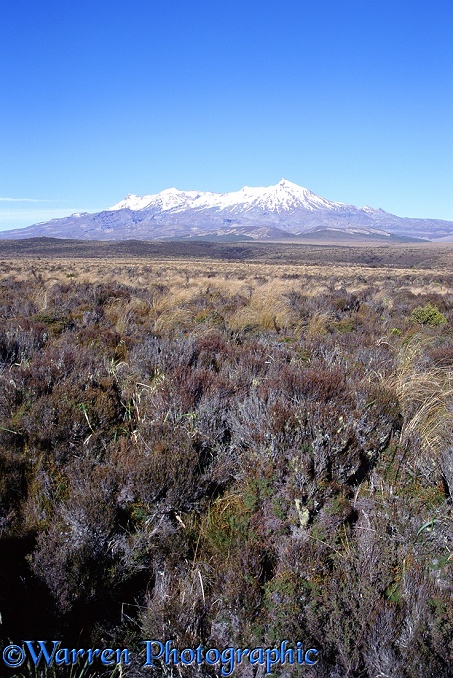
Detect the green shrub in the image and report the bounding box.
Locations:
[411,303,447,327]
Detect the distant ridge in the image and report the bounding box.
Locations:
[2,180,453,241]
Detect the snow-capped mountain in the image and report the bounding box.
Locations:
[2,179,453,241]
[109,179,342,214]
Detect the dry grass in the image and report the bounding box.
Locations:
[307,312,330,337]
[393,339,453,462]
[1,254,452,306]
[1,253,452,344]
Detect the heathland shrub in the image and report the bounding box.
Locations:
[411,302,447,326]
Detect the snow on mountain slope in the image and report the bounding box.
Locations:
[109,188,205,212]
[108,179,343,214]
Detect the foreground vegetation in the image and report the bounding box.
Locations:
[0,243,452,677]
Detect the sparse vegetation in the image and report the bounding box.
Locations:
[0,241,452,677]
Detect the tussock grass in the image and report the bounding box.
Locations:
[393,339,453,463]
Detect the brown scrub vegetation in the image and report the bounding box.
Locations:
[0,241,452,677]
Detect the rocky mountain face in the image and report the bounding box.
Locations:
[2,179,453,241]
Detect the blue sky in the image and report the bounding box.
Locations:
[1,0,452,230]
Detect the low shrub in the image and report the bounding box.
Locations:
[411,303,448,326]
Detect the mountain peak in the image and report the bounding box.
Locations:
[2,179,452,241]
[277,178,297,188]
[238,179,342,212]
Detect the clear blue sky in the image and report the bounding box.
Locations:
[1,0,452,230]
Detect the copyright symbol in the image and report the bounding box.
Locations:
[3,644,25,667]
